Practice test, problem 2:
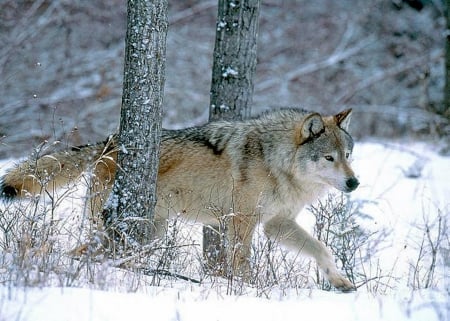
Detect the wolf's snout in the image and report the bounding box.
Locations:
[345,177,359,191]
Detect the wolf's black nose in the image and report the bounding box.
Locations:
[346,177,359,191]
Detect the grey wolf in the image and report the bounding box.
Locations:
[1,108,359,291]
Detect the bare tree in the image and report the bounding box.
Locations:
[104,0,168,247]
[203,0,261,274]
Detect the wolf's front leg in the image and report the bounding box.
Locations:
[263,215,355,292]
[226,213,257,281]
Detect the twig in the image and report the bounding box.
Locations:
[142,268,201,284]
[354,275,393,290]
[110,242,200,268]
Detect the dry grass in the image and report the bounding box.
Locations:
[0,185,446,297]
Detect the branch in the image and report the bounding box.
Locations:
[258,24,373,91]
[170,1,217,25]
[0,1,60,75]
[142,268,201,284]
[335,49,443,104]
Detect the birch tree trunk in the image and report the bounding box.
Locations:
[203,0,261,274]
[105,0,168,248]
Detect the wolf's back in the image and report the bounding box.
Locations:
[1,137,117,199]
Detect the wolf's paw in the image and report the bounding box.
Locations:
[325,269,356,292]
[330,275,356,292]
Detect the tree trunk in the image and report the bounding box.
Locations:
[444,0,450,116]
[105,0,168,248]
[209,0,260,122]
[203,0,261,275]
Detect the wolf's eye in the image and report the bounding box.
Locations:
[345,152,350,159]
[324,155,334,162]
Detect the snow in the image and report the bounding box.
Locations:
[217,20,227,30]
[0,141,448,321]
[0,286,446,321]
[349,142,449,287]
[222,67,239,78]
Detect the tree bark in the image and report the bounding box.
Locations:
[444,0,450,116]
[203,0,260,274]
[106,0,168,248]
[209,0,260,122]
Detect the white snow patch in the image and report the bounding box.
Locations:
[222,67,239,78]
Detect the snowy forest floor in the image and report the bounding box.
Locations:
[0,141,448,321]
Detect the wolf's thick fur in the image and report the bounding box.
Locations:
[1,109,359,291]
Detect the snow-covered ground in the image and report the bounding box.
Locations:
[0,286,446,321]
[0,141,448,321]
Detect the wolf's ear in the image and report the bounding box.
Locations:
[335,109,352,131]
[297,113,324,144]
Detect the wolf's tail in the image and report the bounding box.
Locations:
[1,136,117,200]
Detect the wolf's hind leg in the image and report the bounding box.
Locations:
[263,215,355,291]
[151,215,169,240]
[87,157,117,229]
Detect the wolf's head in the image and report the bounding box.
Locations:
[295,109,359,193]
